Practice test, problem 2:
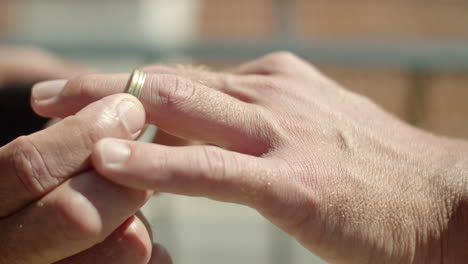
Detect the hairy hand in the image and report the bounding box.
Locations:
[33,52,468,264]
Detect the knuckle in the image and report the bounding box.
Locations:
[254,77,285,92]
[199,146,228,183]
[60,115,101,150]
[62,98,126,143]
[260,51,319,77]
[71,74,102,100]
[250,106,281,151]
[139,64,176,74]
[150,74,196,107]
[147,149,170,183]
[10,136,56,196]
[267,51,300,65]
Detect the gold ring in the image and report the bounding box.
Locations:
[126,69,147,99]
[126,69,157,142]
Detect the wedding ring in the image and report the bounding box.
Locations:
[125,69,157,142]
[126,69,147,99]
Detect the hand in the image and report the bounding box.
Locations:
[0,46,89,146]
[32,53,468,264]
[0,89,171,263]
[0,46,85,87]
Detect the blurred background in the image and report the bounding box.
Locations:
[1,0,468,263]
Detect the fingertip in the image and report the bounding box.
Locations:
[148,244,173,264]
[116,216,153,264]
[92,138,132,171]
[116,96,146,137]
[92,139,153,193]
[32,79,67,101]
[31,79,68,116]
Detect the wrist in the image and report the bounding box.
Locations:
[443,140,468,264]
[427,137,468,263]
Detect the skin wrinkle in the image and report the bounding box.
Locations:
[270,73,446,260]
[219,74,256,104]
[75,76,94,107]
[13,136,55,196]
[239,106,273,156]
[200,146,227,184]
[172,75,196,107]
[11,139,45,197]
[0,50,163,263]
[52,98,122,177]
[152,75,171,109]
[27,53,468,263]
[260,156,316,228]
[28,137,60,193]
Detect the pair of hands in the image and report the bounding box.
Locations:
[0,47,170,264]
[2,50,468,263]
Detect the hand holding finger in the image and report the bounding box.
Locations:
[32,72,274,155]
[0,93,145,216]
[92,139,273,207]
[89,52,468,263]
[0,171,151,264]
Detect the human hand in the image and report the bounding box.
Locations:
[0,89,171,263]
[0,46,90,146]
[32,53,468,264]
[0,46,85,88]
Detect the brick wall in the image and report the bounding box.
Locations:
[320,66,411,121]
[419,72,468,138]
[199,0,468,139]
[297,0,468,40]
[200,0,274,40]
[0,0,12,35]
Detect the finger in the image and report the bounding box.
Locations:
[148,244,173,264]
[56,215,152,264]
[92,139,275,207]
[45,118,62,128]
[32,66,252,118]
[134,65,231,147]
[29,66,210,119]
[142,64,257,103]
[0,171,151,264]
[0,93,145,216]
[32,74,274,155]
[0,46,87,85]
[233,51,315,77]
[32,75,130,117]
[133,211,173,264]
[141,64,213,81]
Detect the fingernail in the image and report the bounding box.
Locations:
[118,100,144,136]
[32,80,67,102]
[100,140,131,167]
